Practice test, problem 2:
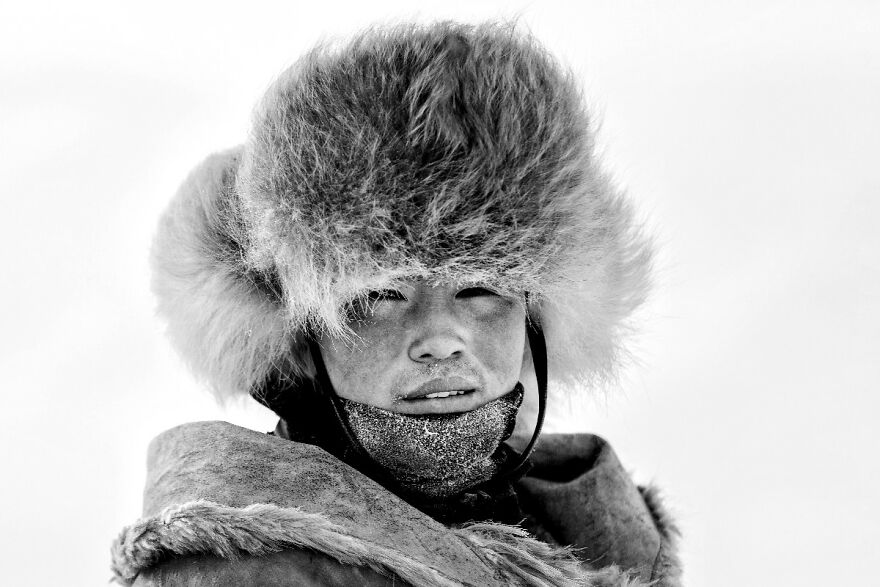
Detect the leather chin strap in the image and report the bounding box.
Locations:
[306,318,549,488]
[502,319,548,480]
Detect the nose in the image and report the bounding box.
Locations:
[407,301,466,363]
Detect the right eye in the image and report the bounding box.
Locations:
[456,287,499,299]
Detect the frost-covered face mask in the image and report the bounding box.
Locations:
[339,384,523,498]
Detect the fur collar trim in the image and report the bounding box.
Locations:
[112,500,650,586]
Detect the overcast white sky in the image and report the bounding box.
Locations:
[1,1,878,585]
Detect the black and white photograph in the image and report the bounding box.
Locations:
[1,2,877,585]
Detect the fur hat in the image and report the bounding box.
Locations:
[151,21,652,402]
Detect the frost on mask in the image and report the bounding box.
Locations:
[340,385,523,498]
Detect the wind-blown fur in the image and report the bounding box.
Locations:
[112,500,649,586]
[152,21,653,401]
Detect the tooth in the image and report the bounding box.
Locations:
[426,391,451,398]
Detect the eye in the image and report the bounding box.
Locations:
[366,289,407,302]
[343,289,407,322]
[456,287,499,299]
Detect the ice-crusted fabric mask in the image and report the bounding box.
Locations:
[339,385,523,499]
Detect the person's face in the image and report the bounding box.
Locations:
[317,279,527,415]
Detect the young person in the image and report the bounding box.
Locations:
[112,21,681,586]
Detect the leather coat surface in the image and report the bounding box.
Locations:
[111,421,680,586]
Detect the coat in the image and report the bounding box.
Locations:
[111,421,681,586]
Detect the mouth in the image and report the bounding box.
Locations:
[402,376,480,400]
[420,389,471,399]
[395,377,483,413]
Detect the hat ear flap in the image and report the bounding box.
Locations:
[151,147,306,402]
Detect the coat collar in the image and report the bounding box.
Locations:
[111,421,679,586]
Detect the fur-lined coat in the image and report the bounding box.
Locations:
[111,422,680,586]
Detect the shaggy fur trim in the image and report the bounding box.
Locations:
[458,523,648,587]
[111,500,650,587]
[151,148,305,399]
[152,21,653,400]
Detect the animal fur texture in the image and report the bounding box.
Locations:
[111,500,651,586]
[151,21,653,401]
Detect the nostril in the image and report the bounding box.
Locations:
[418,349,461,361]
[412,344,463,363]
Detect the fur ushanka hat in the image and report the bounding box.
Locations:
[152,21,652,403]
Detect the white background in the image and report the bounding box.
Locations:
[2,1,878,585]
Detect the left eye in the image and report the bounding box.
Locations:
[366,289,407,302]
[344,289,406,321]
[456,287,499,298]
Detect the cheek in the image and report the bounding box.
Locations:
[321,322,405,401]
[471,308,526,390]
